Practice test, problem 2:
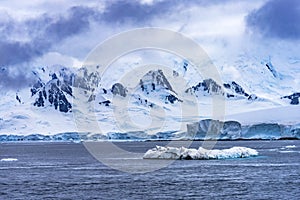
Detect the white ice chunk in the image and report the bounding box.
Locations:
[0,158,18,162]
[285,145,296,149]
[143,146,258,160]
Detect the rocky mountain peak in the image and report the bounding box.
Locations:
[139,69,175,94]
[31,73,73,113]
[111,83,127,97]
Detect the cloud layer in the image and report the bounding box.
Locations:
[0,0,298,90]
[247,0,300,40]
[0,6,96,66]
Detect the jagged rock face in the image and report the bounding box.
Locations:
[56,67,76,86]
[224,81,257,100]
[73,67,101,91]
[111,83,127,97]
[31,73,72,113]
[187,78,258,101]
[282,93,300,105]
[140,70,175,94]
[30,66,103,112]
[186,78,223,96]
[202,79,223,94]
[139,69,179,104]
[224,81,249,97]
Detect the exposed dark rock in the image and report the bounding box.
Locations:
[33,91,44,107]
[265,61,278,78]
[183,62,188,71]
[227,94,235,98]
[203,79,222,93]
[88,94,96,102]
[232,81,248,96]
[291,98,299,105]
[223,81,250,99]
[186,78,223,95]
[31,80,44,96]
[135,95,155,107]
[16,94,21,103]
[73,67,101,91]
[52,73,58,80]
[138,69,180,104]
[248,94,258,100]
[223,83,231,89]
[32,77,72,113]
[173,70,179,77]
[166,95,178,104]
[58,91,72,112]
[111,83,127,97]
[61,83,73,97]
[282,93,300,105]
[140,70,175,94]
[99,100,111,106]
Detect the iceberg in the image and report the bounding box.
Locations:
[143,146,258,160]
[0,158,18,162]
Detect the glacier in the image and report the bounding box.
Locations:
[186,119,300,140]
[0,120,299,142]
[143,145,258,160]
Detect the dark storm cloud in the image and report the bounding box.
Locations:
[246,0,300,40]
[0,1,174,67]
[101,0,233,24]
[0,6,96,89]
[101,0,177,24]
[0,0,230,90]
[0,0,228,67]
[43,6,93,41]
[0,6,94,66]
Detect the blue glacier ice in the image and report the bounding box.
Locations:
[0,121,299,142]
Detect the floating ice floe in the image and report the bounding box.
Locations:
[0,158,18,162]
[143,146,258,160]
[285,145,296,149]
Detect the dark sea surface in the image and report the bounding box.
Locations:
[0,140,300,199]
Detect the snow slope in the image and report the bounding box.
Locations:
[0,54,299,140]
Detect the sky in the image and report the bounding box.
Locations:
[0,0,299,90]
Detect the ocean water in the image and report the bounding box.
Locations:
[0,140,300,199]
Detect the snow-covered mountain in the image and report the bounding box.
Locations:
[0,56,299,140]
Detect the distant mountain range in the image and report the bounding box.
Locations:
[1,58,299,138]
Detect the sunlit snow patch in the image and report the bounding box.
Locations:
[143,146,258,160]
[0,158,18,162]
